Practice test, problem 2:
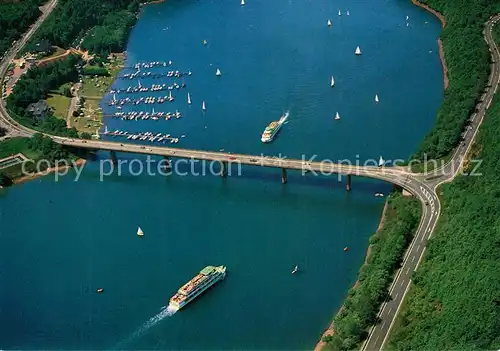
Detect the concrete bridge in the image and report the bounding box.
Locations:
[0,1,498,349]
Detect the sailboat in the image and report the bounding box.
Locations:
[202,101,206,111]
[338,9,341,16]
[355,46,362,55]
[347,10,350,16]
[203,39,208,45]
[292,265,299,274]
[334,112,341,120]
[241,0,245,6]
[327,19,332,27]
[375,94,379,103]
[216,68,222,76]
[378,156,385,167]
[137,226,144,237]
[138,79,142,89]
[113,93,117,102]
[104,125,109,135]
[406,15,409,20]
[330,76,335,87]
[187,92,191,104]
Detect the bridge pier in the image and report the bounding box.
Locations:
[162,156,172,172]
[220,161,228,177]
[346,174,352,191]
[110,150,118,165]
[281,168,287,184]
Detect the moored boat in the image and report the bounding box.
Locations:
[137,226,144,236]
[168,265,227,311]
[355,46,362,55]
[261,111,289,143]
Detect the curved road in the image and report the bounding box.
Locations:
[0,3,498,350]
[361,13,500,350]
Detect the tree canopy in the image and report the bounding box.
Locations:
[387,23,500,350]
[0,0,44,57]
[323,193,421,350]
[6,54,80,137]
[411,0,500,160]
[26,0,151,55]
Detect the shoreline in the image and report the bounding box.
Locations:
[13,158,86,185]
[313,200,389,351]
[411,0,449,90]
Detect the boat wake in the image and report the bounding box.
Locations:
[111,306,176,349]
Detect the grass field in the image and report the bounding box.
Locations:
[46,93,71,120]
[0,137,40,160]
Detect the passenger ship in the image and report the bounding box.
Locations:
[261,111,289,143]
[168,265,226,311]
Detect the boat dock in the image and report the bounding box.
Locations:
[103,129,180,144]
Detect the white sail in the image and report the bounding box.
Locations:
[202,101,206,110]
[347,10,350,16]
[355,46,362,55]
[113,93,117,102]
[375,94,379,103]
[152,107,155,114]
[378,156,385,167]
[137,226,144,236]
[334,112,340,120]
[241,0,245,5]
[104,125,109,134]
[331,76,335,87]
[187,92,191,104]
[327,19,332,26]
[216,68,222,76]
[406,15,409,20]
[138,79,142,88]
[169,90,173,99]
[338,9,341,16]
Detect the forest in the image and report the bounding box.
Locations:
[6,54,80,137]
[323,193,421,350]
[0,0,44,57]
[387,23,500,351]
[26,0,151,55]
[412,0,500,160]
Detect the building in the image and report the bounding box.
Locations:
[26,100,50,120]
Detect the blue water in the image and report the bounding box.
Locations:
[0,0,442,349]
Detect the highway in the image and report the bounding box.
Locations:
[0,3,498,350]
[361,13,500,350]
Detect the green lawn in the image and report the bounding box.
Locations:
[0,137,40,160]
[46,93,71,120]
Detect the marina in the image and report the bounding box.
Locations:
[103,127,181,144]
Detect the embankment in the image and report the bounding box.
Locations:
[411,0,448,90]
[317,193,420,350]
[14,158,86,184]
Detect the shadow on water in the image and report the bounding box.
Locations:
[88,152,393,195]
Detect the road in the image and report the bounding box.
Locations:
[0,3,498,350]
[361,13,500,350]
